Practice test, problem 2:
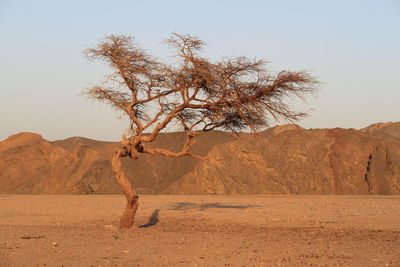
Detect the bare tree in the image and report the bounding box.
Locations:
[83,33,318,228]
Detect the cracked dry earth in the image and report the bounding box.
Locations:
[1,195,400,266]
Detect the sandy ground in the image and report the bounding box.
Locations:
[1,195,400,266]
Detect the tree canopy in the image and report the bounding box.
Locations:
[84,33,317,159]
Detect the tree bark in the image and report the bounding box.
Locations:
[111,149,139,228]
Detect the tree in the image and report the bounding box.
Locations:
[83,33,318,228]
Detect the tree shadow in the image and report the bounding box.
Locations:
[138,209,160,228]
[137,203,259,228]
[167,202,260,211]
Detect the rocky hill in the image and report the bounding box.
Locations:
[1,122,399,195]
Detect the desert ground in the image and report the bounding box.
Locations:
[1,195,399,266]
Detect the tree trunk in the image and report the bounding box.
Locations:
[111,149,139,228]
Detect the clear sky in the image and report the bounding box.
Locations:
[1,0,399,141]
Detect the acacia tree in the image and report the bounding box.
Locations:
[84,33,318,228]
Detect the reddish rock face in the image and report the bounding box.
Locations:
[1,123,399,195]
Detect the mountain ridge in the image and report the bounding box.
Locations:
[1,122,399,195]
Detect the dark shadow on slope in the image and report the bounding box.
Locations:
[138,209,160,228]
[167,202,260,211]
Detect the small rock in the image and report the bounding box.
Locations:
[104,225,118,230]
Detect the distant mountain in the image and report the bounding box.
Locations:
[1,122,399,195]
[361,122,400,140]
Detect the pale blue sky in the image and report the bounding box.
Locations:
[1,0,399,141]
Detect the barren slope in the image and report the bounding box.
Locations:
[167,125,400,194]
[1,122,399,195]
